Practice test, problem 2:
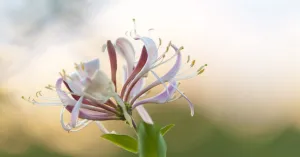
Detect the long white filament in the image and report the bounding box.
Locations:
[95,121,109,134]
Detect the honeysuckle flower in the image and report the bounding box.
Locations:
[23,21,206,134]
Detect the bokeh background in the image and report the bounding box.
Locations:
[1,0,300,156]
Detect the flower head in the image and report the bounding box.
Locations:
[23,20,206,133]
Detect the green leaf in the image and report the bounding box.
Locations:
[101,134,138,154]
[138,122,167,157]
[160,124,175,136]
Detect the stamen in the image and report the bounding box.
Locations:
[150,70,170,98]
[132,18,137,35]
[190,60,196,67]
[35,91,42,97]
[167,93,183,103]
[59,72,64,78]
[175,64,207,81]
[179,46,184,51]
[169,83,194,116]
[45,86,53,90]
[152,44,179,69]
[197,69,205,75]
[71,120,92,132]
[95,121,109,134]
[74,63,79,70]
[102,44,107,52]
[177,82,181,87]
[159,38,162,46]
[80,62,85,70]
[62,69,66,75]
[197,64,207,74]
[166,41,172,52]
[187,55,190,63]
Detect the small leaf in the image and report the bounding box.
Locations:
[160,124,175,136]
[138,122,167,157]
[101,134,138,154]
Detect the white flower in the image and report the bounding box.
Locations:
[23,20,206,133]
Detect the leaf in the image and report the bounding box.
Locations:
[138,122,167,157]
[101,134,138,154]
[160,124,175,136]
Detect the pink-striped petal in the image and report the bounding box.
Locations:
[132,81,177,109]
[107,40,118,91]
[130,77,145,98]
[70,96,84,127]
[130,45,182,104]
[136,105,153,124]
[65,106,119,121]
[123,37,158,101]
[120,46,147,98]
[130,37,158,82]
[116,38,135,74]
[56,78,76,105]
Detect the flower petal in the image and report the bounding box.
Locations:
[65,73,84,95]
[169,84,195,116]
[70,96,84,127]
[116,38,136,74]
[107,40,118,91]
[132,81,177,108]
[95,121,109,134]
[56,78,76,105]
[84,59,100,78]
[136,105,153,124]
[130,77,145,98]
[122,65,128,86]
[130,45,181,104]
[130,37,158,83]
[120,46,147,98]
[123,37,158,101]
[84,70,115,104]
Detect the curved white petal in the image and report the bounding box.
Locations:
[122,65,128,86]
[70,96,84,127]
[136,105,153,124]
[134,37,158,78]
[126,37,158,99]
[65,73,84,95]
[116,38,136,74]
[83,70,115,103]
[95,121,109,134]
[84,59,100,77]
[56,78,76,105]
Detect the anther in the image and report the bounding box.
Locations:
[190,60,196,67]
[197,69,205,75]
[36,91,42,97]
[159,38,162,46]
[74,63,79,70]
[166,41,172,52]
[179,46,184,51]
[177,82,181,87]
[187,55,190,63]
[80,62,85,70]
[62,69,66,75]
[102,44,107,52]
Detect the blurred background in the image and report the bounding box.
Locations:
[0,0,300,156]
